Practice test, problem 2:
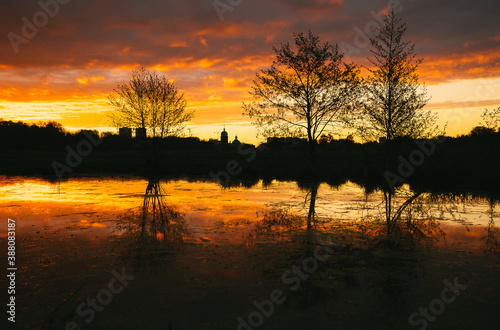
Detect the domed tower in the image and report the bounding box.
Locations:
[220,128,228,144]
[232,135,241,145]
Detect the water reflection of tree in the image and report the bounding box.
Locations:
[249,184,449,314]
[482,197,500,256]
[249,182,321,244]
[248,183,499,322]
[309,189,446,315]
[360,188,446,249]
[246,182,344,312]
[114,180,190,271]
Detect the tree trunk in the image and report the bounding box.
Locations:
[309,140,318,169]
[385,190,392,232]
[143,138,160,175]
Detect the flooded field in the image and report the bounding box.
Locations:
[0,176,499,329]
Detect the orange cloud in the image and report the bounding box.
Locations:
[170,41,188,47]
[419,47,500,83]
[77,76,106,84]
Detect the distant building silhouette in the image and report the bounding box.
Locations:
[232,135,241,145]
[119,127,132,138]
[221,128,228,144]
[135,127,147,139]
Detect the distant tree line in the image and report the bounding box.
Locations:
[0,120,73,151]
[0,119,213,152]
[1,118,498,153]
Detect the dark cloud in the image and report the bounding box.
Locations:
[0,0,498,99]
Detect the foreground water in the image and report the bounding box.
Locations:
[0,176,499,329]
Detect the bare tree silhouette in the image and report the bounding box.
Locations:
[244,31,361,167]
[109,68,194,172]
[349,10,439,144]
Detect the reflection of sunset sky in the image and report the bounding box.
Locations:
[1,0,499,143]
[0,177,496,251]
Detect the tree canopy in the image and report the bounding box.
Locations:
[348,10,440,142]
[243,31,361,166]
[109,68,194,138]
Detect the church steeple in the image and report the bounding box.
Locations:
[220,127,228,144]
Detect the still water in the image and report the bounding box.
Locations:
[0,177,499,329]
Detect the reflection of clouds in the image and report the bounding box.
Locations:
[0,200,119,236]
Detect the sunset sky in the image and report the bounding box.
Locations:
[1,0,499,144]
